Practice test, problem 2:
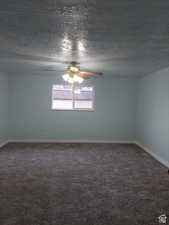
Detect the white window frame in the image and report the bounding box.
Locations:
[51,85,95,111]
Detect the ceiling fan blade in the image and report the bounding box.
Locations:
[78,74,90,79]
[42,68,65,72]
[28,68,65,72]
[80,71,103,76]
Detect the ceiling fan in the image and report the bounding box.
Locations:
[60,61,103,84]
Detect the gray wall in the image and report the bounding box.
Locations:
[0,72,8,142]
[8,73,138,141]
[137,67,169,162]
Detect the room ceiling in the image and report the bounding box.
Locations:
[0,0,169,76]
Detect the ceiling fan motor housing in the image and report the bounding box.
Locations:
[68,62,80,77]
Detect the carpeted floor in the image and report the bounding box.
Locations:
[0,143,169,225]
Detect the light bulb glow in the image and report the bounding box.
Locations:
[73,75,84,83]
[62,74,69,82]
[68,77,74,84]
[62,73,84,84]
[70,66,79,73]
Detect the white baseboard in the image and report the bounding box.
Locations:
[8,139,135,144]
[0,140,8,148]
[135,141,169,168]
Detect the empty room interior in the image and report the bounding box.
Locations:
[0,0,169,225]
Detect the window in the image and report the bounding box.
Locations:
[52,85,94,110]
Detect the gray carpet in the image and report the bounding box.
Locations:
[0,143,169,225]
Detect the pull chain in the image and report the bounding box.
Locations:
[72,83,75,109]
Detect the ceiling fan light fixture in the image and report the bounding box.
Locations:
[73,74,84,83]
[62,62,103,84]
[62,74,70,82]
[70,66,79,73]
[62,73,84,84]
[68,77,74,84]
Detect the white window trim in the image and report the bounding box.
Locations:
[51,85,95,111]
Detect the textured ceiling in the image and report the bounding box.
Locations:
[0,0,169,76]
